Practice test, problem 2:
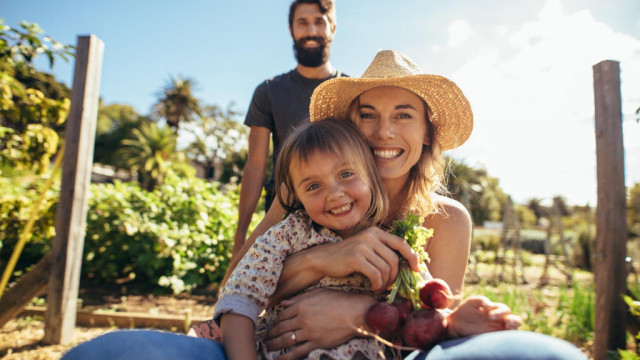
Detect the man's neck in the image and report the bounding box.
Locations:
[296,62,335,79]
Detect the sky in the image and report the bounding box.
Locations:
[3,0,640,206]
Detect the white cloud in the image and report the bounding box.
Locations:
[448,20,472,48]
[448,0,640,205]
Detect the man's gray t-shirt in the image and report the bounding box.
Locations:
[244,69,346,169]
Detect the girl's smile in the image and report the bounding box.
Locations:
[290,151,372,238]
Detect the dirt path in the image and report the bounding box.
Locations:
[1,289,218,359]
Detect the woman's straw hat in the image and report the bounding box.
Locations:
[309,49,473,150]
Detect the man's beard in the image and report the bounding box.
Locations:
[293,36,331,67]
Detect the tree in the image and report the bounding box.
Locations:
[151,76,201,131]
[445,157,507,225]
[0,20,74,174]
[183,104,248,181]
[94,102,146,168]
[117,122,187,190]
[526,198,546,224]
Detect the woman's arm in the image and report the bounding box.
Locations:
[264,289,379,360]
[423,195,472,304]
[220,314,258,360]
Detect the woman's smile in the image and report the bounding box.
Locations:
[372,147,404,160]
[354,86,428,184]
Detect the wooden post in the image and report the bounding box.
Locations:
[42,35,104,345]
[593,60,628,359]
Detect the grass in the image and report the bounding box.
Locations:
[465,255,599,356]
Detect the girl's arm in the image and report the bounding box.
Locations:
[271,226,420,305]
[220,314,258,360]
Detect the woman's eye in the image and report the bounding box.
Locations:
[397,112,412,119]
[340,171,354,179]
[359,113,374,120]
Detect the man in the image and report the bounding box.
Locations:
[233,0,346,259]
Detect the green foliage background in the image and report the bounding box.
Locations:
[0,173,260,294]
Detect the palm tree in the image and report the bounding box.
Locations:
[117,122,180,190]
[183,104,248,181]
[152,76,201,131]
[445,157,507,225]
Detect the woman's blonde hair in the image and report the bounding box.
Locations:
[348,96,449,219]
[275,118,388,231]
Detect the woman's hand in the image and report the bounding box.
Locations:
[446,295,522,338]
[264,288,378,360]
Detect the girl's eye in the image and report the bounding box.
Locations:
[340,171,354,179]
[306,183,320,191]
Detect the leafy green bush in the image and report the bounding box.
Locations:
[1,173,259,294]
[84,173,242,293]
[0,175,58,276]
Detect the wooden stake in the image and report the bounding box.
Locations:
[43,35,104,345]
[593,60,628,360]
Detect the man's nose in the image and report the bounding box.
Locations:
[307,23,319,36]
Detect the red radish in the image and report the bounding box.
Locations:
[392,296,413,321]
[366,301,400,335]
[401,308,447,349]
[419,278,453,309]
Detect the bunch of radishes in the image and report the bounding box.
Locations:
[365,213,454,349]
[366,278,453,349]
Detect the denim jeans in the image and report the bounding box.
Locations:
[61,329,587,360]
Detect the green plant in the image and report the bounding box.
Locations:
[560,281,595,343]
[83,173,243,293]
[0,172,262,294]
[0,175,58,278]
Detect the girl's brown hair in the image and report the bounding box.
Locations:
[275,118,388,231]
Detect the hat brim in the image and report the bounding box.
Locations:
[309,74,473,151]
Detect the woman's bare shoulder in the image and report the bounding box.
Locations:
[425,195,472,228]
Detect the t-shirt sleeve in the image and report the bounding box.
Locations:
[244,81,274,132]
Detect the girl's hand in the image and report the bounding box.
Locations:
[446,295,522,338]
[311,226,421,293]
[264,289,378,360]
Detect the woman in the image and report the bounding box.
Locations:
[231,50,586,360]
[62,50,586,360]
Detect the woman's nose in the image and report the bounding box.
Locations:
[376,118,395,140]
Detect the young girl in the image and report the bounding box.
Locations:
[214,118,420,360]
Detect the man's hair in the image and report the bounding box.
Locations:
[288,0,336,27]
